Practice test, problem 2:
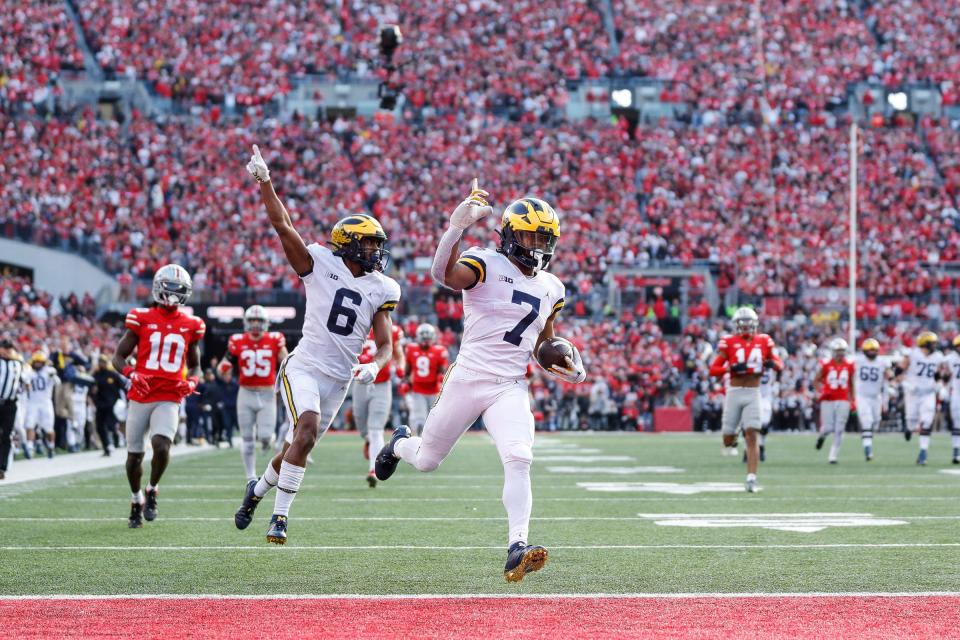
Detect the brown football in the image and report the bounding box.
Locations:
[537,337,574,371]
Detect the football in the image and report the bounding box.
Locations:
[536,336,575,371]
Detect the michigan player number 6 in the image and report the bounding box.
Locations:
[326,288,363,336]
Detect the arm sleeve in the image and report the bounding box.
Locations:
[430,227,465,287]
[708,355,729,378]
[194,319,207,342]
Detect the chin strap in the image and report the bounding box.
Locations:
[431,227,463,287]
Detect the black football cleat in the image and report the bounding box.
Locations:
[759,445,766,462]
[234,479,261,530]
[903,429,912,442]
[128,502,143,529]
[143,488,158,521]
[366,471,377,488]
[504,542,548,583]
[815,435,825,450]
[266,514,288,545]
[374,425,411,481]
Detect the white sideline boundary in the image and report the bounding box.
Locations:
[1,592,959,600]
[2,514,960,523]
[3,543,960,551]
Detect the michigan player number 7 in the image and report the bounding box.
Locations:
[372,178,588,583]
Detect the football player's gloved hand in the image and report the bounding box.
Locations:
[449,178,492,230]
[548,348,587,384]
[246,144,270,183]
[175,375,200,398]
[730,362,749,375]
[763,359,777,370]
[129,372,151,397]
[351,362,380,384]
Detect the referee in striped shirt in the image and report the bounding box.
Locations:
[0,339,24,480]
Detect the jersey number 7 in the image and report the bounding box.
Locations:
[503,290,540,346]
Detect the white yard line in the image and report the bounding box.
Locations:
[3,543,959,551]
[2,592,958,600]
[2,515,959,523]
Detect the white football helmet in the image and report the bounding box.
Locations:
[732,307,759,337]
[244,305,269,334]
[152,264,192,306]
[829,338,848,358]
[416,323,437,346]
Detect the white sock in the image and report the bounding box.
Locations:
[829,431,843,460]
[146,484,157,493]
[863,434,873,449]
[131,490,144,504]
[368,429,385,473]
[952,434,960,451]
[920,435,931,451]
[759,433,766,447]
[254,460,280,498]
[395,436,422,466]
[746,473,756,482]
[503,459,532,547]
[273,461,306,517]
[241,439,256,481]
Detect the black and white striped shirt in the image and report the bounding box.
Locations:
[0,356,24,402]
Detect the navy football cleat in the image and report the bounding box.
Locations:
[128,502,143,529]
[234,479,261,530]
[917,449,928,466]
[504,542,548,583]
[144,488,158,521]
[374,425,411,481]
[266,514,288,545]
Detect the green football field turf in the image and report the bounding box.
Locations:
[1,431,959,595]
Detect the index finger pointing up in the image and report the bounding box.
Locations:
[471,177,479,192]
[252,144,262,159]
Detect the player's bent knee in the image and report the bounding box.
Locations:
[413,456,441,473]
[502,446,533,467]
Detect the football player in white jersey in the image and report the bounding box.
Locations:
[901,331,948,465]
[23,353,60,458]
[236,145,402,544]
[374,181,587,583]
[854,338,889,461]
[942,335,960,464]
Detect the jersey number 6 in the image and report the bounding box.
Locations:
[327,288,363,337]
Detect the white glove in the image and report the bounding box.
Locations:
[246,144,270,183]
[450,178,492,230]
[547,347,587,384]
[351,362,380,384]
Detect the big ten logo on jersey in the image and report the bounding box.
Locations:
[145,331,187,373]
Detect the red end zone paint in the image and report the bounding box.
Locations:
[2,596,958,639]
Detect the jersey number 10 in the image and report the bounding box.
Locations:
[145,332,186,373]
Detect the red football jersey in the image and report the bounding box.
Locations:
[715,333,778,377]
[227,331,286,388]
[819,358,855,401]
[124,306,206,403]
[405,343,449,395]
[358,325,403,384]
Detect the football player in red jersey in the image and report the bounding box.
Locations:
[404,323,449,436]
[709,307,783,492]
[354,323,404,487]
[814,338,856,463]
[218,305,288,482]
[112,265,205,528]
